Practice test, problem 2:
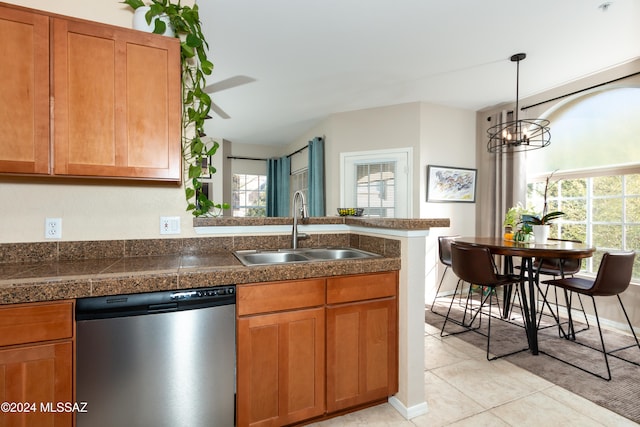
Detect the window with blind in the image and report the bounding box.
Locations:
[340,148,411,218]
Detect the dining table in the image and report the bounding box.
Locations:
[455,236,596,355]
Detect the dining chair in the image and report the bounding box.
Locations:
[430,235,460,314]
[541,251,639,380]
[534,238,590,333]
[509,238,589,333]
[441,242,529,360]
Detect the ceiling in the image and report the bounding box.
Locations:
[198,0,640,146]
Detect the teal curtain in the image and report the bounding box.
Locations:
[267,156,290,217]
[308,137,325,216]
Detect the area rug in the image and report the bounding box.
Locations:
[426,298,640,424]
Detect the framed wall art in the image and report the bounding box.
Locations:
[200,156,212,178]
[426,165,477,203]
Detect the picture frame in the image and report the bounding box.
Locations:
[426,165,477,203]
[200,156,212,178]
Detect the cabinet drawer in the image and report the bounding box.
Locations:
[327,271,397,304]
[238,279,325,316]
[0,301,73,347]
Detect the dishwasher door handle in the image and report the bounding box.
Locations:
[148,302,179,313]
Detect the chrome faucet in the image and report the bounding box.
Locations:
[291,191,309,249]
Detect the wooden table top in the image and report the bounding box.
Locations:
[455,236,596,259]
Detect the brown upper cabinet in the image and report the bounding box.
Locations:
[0,3,182,181]
[0,5,50,175]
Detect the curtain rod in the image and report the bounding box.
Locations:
[226,156,267,161]
[227,137,323,161]
[522,70,640,111]
[286,145,307,158]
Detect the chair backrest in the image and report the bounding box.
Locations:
[591,251,636,296]
[537,238,584,275]
[450,242,498,286]
[438,235,459,267]
[536,257,581,275]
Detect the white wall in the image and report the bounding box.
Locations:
[418,103,477,299]
[6,0,135,26]
[289,102,422,217]
[288,102,477,301]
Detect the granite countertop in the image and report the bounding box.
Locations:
[0,251,400,305]
[194,216,450,230]
[0,217,450,305]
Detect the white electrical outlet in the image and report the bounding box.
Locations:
[45,218,62,239]
[160,216,181,235]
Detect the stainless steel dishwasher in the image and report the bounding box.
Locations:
[76,286,236,427]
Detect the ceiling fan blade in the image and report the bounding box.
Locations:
[210,100,231,119]
[204,75,256,93]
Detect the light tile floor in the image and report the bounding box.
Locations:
[309,322,639,427]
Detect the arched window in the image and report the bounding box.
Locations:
[525,87,640,279]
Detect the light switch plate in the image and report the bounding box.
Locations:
[160,216,181,235]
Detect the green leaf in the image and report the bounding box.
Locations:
[185,187,195,200]
[152,19,167,34]
[149,3,164,15]
[186,33,202,48]
[200,59,214,75]
[188,164,201,179]
[181,43,195,58]
[121,0,146,9]
[206,143,219,156]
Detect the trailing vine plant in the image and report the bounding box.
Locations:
[122,0,229,216]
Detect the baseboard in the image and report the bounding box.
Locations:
[388,396,428,419]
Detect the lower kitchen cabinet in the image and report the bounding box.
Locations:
[0,342,73,427]
[237,279,326,427]
[237,308,326,427]
[0,301,74,427]
[236,271,399,426]
[326,272,398,413]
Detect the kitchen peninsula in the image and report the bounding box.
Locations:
[0,216,448,425]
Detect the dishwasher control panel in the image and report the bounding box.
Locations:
[170,286,235,300]
[76,285,236,320]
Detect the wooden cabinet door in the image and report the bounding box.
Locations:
[52,17,181,180]
[237,308,325,427]
[0,341,73,427]
[326,297,398,413]
[0,5,50,175]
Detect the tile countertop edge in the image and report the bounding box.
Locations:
[193,217,450,235]
[0,257,401,305]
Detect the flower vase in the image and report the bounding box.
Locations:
[532,224,550,244]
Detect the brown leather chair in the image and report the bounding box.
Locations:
[430,235,460,314]
[441,242,529,360]
[534,238,589,332]
[542,251,639,380]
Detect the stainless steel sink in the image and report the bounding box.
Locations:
[301,248,377,260]
[239,252,309,265]
[233,247,380,266]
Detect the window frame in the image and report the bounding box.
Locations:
[527,164,640,280]
[340,147,412,218]
[231,173,267,217]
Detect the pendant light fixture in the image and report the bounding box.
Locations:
[487,53,550,153]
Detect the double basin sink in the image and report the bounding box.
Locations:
[233,247,381,266]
